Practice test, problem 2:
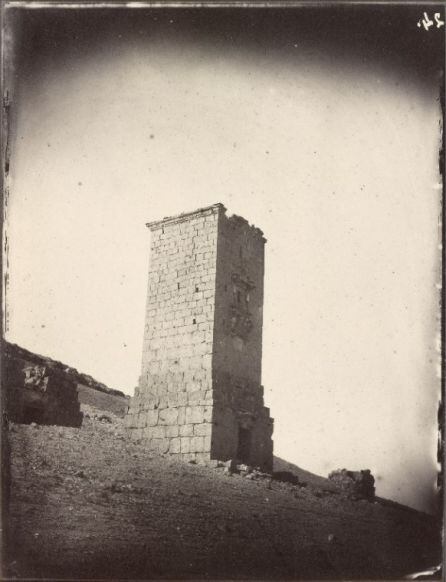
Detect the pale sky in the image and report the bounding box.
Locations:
[4,7,443,512]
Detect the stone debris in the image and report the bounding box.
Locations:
[328,469,375,501]
[216,459,273,483]
[272,470,300,485]
[223,459,238,473]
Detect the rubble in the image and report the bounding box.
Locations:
[328,468,375,500]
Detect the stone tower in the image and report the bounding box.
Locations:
[125,203,273,471]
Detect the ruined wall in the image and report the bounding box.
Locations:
[2,342,127,422]
[211,212,273,471]
[125,205,221,462]
[3,351,83,427]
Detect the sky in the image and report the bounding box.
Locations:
[4,5,444,513]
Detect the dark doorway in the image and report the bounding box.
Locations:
[23,405,44,425]
[237,426,251,463]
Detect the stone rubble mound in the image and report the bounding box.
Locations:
[328,468,375,500]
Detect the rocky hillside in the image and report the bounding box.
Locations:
[3,407,441,580]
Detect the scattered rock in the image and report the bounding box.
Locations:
[223,459,237,473]
[205,459,220,468]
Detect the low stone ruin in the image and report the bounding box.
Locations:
[328,468,375,500]
[3,347,83,427]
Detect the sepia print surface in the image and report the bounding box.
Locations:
[2,1,444,579]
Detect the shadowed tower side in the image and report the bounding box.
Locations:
[125,203,273,470]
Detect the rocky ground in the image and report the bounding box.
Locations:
[3,407,442,580]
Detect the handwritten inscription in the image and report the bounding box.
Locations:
[417,12,444,30]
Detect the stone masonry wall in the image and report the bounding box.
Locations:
[211,212,273,471]
[4,350,83,428]
[125,205,221,462]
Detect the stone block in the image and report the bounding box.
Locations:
[179,424,194,436]
[165,425,179,437]
[147,397,160,410]
[177,392,188,406]
[178,406,186,425]
[185,406,204,424]
[158,407,178,425]
[193,422,212,436]
[146,409,159,426]
[169,437,181,454]
[167,393,178,407]
[195,452,211,464]
[188,390,206,405]
[149,438,170,454]
[150,425,167,439]
[190,436,204,453]
[180,437,191,453]
[159,395,168,409]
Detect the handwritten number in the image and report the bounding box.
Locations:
[434,13,444,28]
[422,12,434,30]
[418,11,444,30]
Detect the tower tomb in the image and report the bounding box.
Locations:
[125,203,273,471]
